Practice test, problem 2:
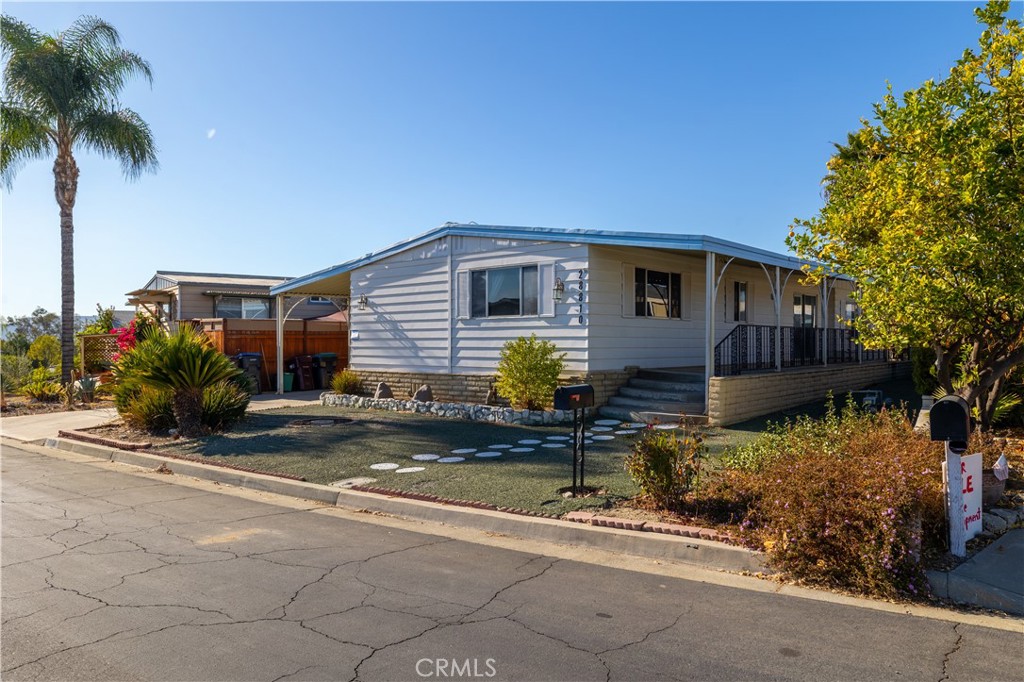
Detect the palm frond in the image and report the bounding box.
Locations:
[0,15,42,59]
[0,103,53,188]
[77,107,158,179]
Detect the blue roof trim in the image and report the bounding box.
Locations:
[270,223,835,295]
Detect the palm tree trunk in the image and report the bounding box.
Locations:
[53,147,79,385]
[173,387,205,438]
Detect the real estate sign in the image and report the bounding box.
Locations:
[960,453,983,541]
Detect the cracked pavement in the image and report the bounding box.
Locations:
[3,443,1022,681]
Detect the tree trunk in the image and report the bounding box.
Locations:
[53,147,79,385]
[173,387,205,438]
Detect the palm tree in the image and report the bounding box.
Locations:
[1,15,158,383]
[132,325,243,438]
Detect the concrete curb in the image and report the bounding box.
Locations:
[926,570,1024,616]
[40,436,765,574]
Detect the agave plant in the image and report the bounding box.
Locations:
[132,325,242,437]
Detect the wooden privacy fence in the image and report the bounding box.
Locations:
[199,318,348,379]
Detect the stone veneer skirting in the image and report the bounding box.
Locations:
[346,368,638,408]
[322,393,575,426]
[708,361,912,426]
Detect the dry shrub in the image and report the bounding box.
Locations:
[729,400,948,599]
[625,428,706,511]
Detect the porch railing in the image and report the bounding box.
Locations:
[713,325,896,377]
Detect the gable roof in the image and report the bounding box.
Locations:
[271,223,835,296]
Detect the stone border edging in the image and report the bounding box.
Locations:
[323,393,575,426]
[35,436,765,574]
[563,511,738,545]
[57,429,308,482]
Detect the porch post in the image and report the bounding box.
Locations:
[821,279,829,367]
[275,294,284,395]
[775,266,782,372]
[705,252,715,415]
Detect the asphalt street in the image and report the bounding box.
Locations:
[2,442,1022,682]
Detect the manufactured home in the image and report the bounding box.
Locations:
[269,224,907,424]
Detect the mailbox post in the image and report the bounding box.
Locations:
[554,384,595,496]
[929,395,972,557]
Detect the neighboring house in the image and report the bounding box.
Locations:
[126,271,337,323]
[269,224,908,424]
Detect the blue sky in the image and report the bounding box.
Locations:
[0,1,993,317]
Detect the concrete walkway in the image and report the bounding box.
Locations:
[0,390,325,443]
[929,529,1024,616]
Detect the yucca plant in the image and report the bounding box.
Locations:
[132,325,242,437]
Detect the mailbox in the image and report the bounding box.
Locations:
[929,395,971,449]
[554,384,594,411]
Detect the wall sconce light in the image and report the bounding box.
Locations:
[552,278,565,303]
[357,294,368,311]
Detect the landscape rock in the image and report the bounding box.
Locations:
[373,382,393,399]
[983,512,1008,534]
[989,508,1018,525]
[412,384,433,402]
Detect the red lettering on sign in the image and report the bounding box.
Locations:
[963,475,974,494]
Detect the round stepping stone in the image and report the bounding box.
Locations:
[591,435,615,441]
[450,448,477,455]
[615,429,638,435]
[545,435,572,441]
[475,451,502,458]
[584,439,594,445]
[518,439,542,445]
[583,432,595,437]
[541,443,567,448]
[488,444,514,449]
[593,419,621,426]
[395,467,426,474]
[590,426,614,432]
[654,424,679,430]
[437,456,465,463]
[625,422,649,429]
[369,463,400,471]
[412,454,440,461]
[509,447,535,453]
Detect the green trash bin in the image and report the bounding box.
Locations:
[283,372,294,392]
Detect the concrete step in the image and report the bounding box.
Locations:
[608,396,705,413]
[598,405,709,426]
[628,378,705,393]
[636,369,705,384]
[619,386,704,403]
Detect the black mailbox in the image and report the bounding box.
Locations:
[553,384,594,410]
[929,395,971,449]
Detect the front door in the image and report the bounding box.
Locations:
[792,295,817,364]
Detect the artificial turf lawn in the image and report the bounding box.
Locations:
[163,405,641,516]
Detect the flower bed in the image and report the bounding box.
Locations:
[322,393,574,425]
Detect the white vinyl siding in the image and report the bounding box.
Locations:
[588,245,706,370]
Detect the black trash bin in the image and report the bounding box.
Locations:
[234,352,262,394]
[288,355,315,391]
[312,352,339,389]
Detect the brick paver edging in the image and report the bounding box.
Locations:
[563,510,739,545]
[58,429,308,482]
[350,484,556,517]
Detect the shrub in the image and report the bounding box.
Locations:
[201,380,249,431]
[624,428,706,510]
[911,347,938,396]
[27,334,60,369]
[130,326,243,437]
[330,369,361,395]
[20,379,63,402]
[494,334,566,410]
[728,401,946,599]
[1,354,33,392]
[120,387,175,432]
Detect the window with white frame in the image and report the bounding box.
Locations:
[634,268,681,319]
[733,281,748,322]
[309,296,332,305]
[471,266,539,317]
[216,297,271,319]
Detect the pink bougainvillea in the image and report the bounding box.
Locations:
[110,320,140,362]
